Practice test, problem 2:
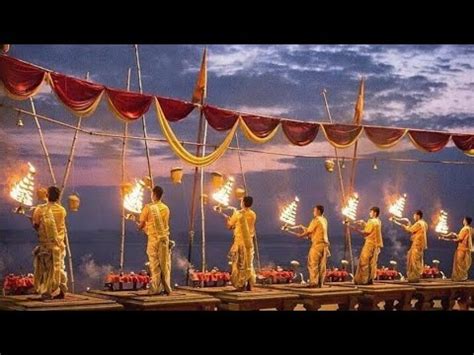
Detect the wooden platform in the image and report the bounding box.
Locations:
[177,286,300,311]
[261,283,363,310]
[449,280,474,310]
[376,279,465,310]
[86,289,220,310]
[332,282,416,310]
[0,293,123,311]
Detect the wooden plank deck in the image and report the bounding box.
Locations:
[260,283,363,311]
[331,281,416,310]
[376,279,465,310]
[86,289,220,310]
[0,293,123,311]
[177,285,300,311]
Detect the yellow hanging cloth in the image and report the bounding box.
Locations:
[154,98,238,167]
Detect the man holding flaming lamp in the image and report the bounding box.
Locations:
[223,196,257,292]
[345,206,384,285]
[296,205,330,288]
[138,186,172,295]
[31,186,68,300]
[439,216,473,281]
[392,210,428,283]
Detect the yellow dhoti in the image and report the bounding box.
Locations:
[140,201,172,295]
[227,208,257,289]
[405,220,428,283]
[407,247,424,282]
[59,243,68,293]
[32,202,67,297]
[354,242,380,285]
[452,248,471,281]
[147,238,171,294]
[228,241,255,288]
[451,226,473,282]
[308,243,329,287]
[33,243,61,296]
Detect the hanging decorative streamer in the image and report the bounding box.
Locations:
[155,98,238,167]
[0,54,472,155]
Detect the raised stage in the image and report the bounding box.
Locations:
[328,281,416,310]
[260,283,363,310]
[177,285,300,311]
[86,289,221,310]
[0,293,123,311]
[377,279,474,310]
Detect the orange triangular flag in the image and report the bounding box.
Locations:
[353,78,365,125]
[191,48,207,104]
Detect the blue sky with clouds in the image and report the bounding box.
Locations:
[0,45,472,245]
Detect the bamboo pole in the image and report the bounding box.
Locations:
[200,119,208,285]
[186,111,205,285]
[321,89,354,274]
[29,97,57,186]
[186,48,207,285]
[133,45,153,188]
[58,72,90,293]
[349,140,359,194]
[235,131,261,271]
[349,78,365,195]
[119,68,132,271]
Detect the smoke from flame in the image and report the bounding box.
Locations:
[77,254,113,291]
[173,248,192,273]
[385,226,405,261]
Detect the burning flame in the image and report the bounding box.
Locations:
[342,193,359,221]
[212,176,234,206]
[123,179,145,214]
[10,162,36,206]
[280,196,299,226]
[389,193,407,218]
[435,210,449,234]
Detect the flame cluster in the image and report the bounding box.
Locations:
[342,193,359,221]
[389,193,407,218]
[10,162,36,206]
[123,179,145,214]
[212,176,234,206]
[435,210,449,234]
[280,196,299,226]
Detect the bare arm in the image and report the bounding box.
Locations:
[439,232,459,241]
[298,220,316,238]
[31,207,40,231]
[138,206,148,232]
[227,212,237,230]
